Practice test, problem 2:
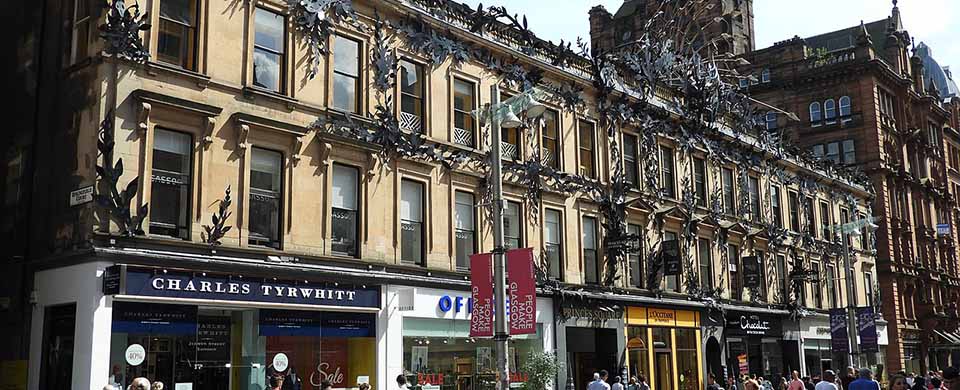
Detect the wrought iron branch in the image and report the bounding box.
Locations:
[202,186,233,246]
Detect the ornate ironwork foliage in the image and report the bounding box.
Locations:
[287,0,363,79]
[99,0,151,62]
[202,186,233,246]
[95,111,148,236]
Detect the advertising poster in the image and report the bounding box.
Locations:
[856,306,879,353]
[476,347,493,373]
[411,346,429,373]
[470,253,494,337]
[111,301,198,335]
[507,248,536,335]
[829,308,849,353]
[741,256,760,288]
[662,240,681,276]
[737,354,748,375]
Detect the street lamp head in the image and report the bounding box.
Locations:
[522,95,547,118]
[500,108,523,129]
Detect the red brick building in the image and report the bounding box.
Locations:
[738,3,959,373]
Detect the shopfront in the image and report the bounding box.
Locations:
[799,314,843,377]
[27,263,381,390]
[555,300,624,390]
[724,311,798,380]
[383,286,553,390]
[625,306,702,390]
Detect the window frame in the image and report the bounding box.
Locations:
[660,145,676,199]
[148,127,194,240]
[771,185,783,228]
[251,6,288,94]
[155,0,200,71]
[504,200,524,250]
[623,133,640,188]
[839,96,852,121]
[247,147,285,250]
[663,231,680,292]
[693,157,708,208]
[824,98,837,124]
[451,77,477,147]
[400,178,427,266]
[698,237,713,291]
[788,191,800,232]
[582,215,600,285]
[330,34,363,114]
[399,58,427,133]
[765,111,777,130]
[540,108,562,170]
[544,208,564,281]
[67,0,92,66]
[330,163,361,258]
[578,120,597,178]
[454,190,477,271]
[628,223,643,288]
[819,201,832,240]
[761,68,771,83]
[748,176,761,222]
[809,102,822,125]
[728,243,741,300]
[722,167,736,215]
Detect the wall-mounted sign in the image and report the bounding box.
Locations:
[438,295,473,314]
[938,223,951,236]
[830,308,849,353]
[470,253,494,337]
[113,266,380,309]
[102,265,121,295]
[125,344,146,366]
[69,185,94,206]
[662,240,680,276]
[507,248,537,335]
[742,256,760,288]
[112,301,198,335]
[856,306,879,353]
[272,353,289,372]
[726,312,781,337]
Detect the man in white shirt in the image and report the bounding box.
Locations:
[589,370,612,390]
[816,370,840,390]
[611,376,624,390]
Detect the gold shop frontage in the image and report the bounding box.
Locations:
[625,307,703,390]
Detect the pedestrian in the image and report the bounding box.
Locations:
[397,374,408,390]
[890,375,909,390]
[745,375,760,390]
[127,378,150,390]
[627,376,639,390]
[932,378,945,390]
[788,371,805,390]
[804,377,815,390]
[637,374,650,390]
[151,382,164,390]
[267,376,284,390]
[612,376,625,390]
[914,377,928,390]
[816,370,840,390]
[842,368,857,390]
[590,371,612,390]
[729,375,740,390]
[707,373,725,390]
[762,377,774,390]
[942,367,960,390]
[849,368,881,390]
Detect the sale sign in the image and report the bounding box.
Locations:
[470,253,494,337]
[507,248,537,335]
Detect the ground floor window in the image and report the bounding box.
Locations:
[727,338,783,381]
[401,318,543,390]
[109,301,376,390]
[803,340,837,377]
[903,344,921,376]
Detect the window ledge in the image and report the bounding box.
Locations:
[145,61,211,88]
[242,86,298,110]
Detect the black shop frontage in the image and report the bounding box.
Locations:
[723,311,800,381]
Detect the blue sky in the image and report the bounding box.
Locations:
[458,0,960,74]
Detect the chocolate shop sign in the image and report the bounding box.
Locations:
[727,313,781,337]
[104,265,380,309]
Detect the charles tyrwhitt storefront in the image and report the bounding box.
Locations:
[28,263,382,390]
[383,286,554,390]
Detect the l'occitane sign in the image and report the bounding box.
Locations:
[627,306,699,327]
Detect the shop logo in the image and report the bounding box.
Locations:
[738,315,771,335]
[125,344,146,366]
[438,295,474,314]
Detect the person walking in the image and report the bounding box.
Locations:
[816,371,840,390]
[890,375,909,390]
[636,375,650,390]
[841,368,857,390]
[612,376,625,390]
[589,371,612,390]
[849,369,882,390]
[268,376,284,390]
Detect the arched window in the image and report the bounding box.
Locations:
[809,102,822,124]
[761,68,771,83]
[765,111,778,130]
[824,99,837,123]
[839,96,852,119]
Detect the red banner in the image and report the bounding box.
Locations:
[507,248,537,335]
[470,253,494,337]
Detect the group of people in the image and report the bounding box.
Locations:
[707,366,960,390]
[889,369,960,390]
[588,370,652,390]
[104,376,357,390]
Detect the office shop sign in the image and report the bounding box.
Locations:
[105,266,380,308]
[727,312,781,337]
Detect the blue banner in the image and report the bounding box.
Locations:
[259,310,375,337]
[829,308,848,353]
[122,268,380,309]
[112,301,198,335]
[856,306,879,353]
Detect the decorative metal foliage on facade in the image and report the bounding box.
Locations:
[99,0,151,62]
[287,0,363,78]
[202,186,233,246]
[95,111,148,236]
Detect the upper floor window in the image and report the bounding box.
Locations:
[541,109,560,169]
[864,271,875,307]
[150,129,192,240]
[819,201,832,240]
[545,209,563,280]
[825,263,837,308]
[776,254,788,302]
[400,179,425,265]
[761,68,771,83]
[840,208,851,246]
[824,99,837,124]
[693,157,707,207]
[728,243,741,300]
[739,79,749,88]
[748,176,760,222]
[66,0,91,66]
[664,231,680,292]
[399,59,425,133]
[452,79,476,147]
[332,35,361,113]
[928,122,941,148]
[623,134,639,188]
[839,96,852,120]
[660,146,676,199]
[582,216,599,284]
[252,8,286,93]
[157,0,198,70]
[803,196,815,235]
[249,148,283,249]
[771,185,783,228]
[331,164,360,257]
[722,167,735,214]
[765,112,777,130]
[698,237,713,291]
[812,261,823,309]
[454,191,476,271]
[809,102,822,124]
[628,223,643,288]
[788,191,800,232]
[878,88,896,127]
[579,121,596,178]
[811,140,855,165]
[504,201,523,249]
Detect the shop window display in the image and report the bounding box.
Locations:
[402,318,543,390]
[109,301,376,390]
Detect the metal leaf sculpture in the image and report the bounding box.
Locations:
[371,13,397,92]
[202,186,233,246]
[94,110,148,236]
[287,0,362,79]
[99,0,151,62]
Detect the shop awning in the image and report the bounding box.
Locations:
[932,329,960,347]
